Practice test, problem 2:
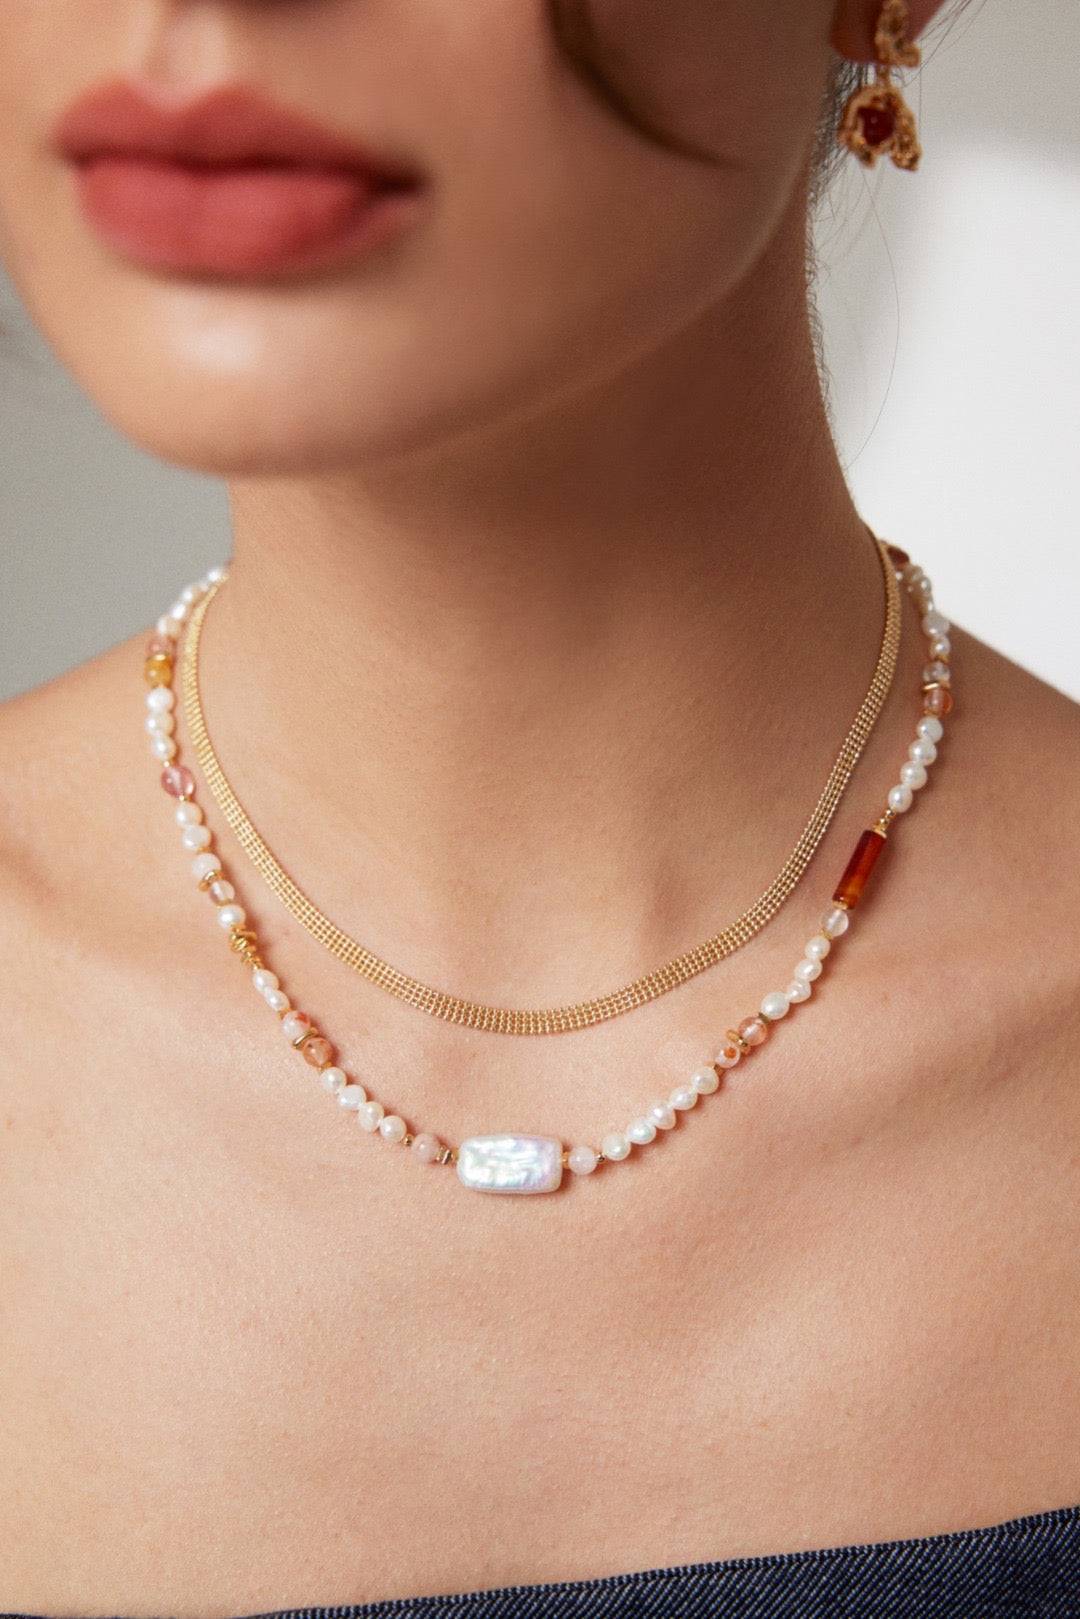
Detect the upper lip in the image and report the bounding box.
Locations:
[50,79,419,183]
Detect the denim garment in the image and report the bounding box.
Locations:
[5,1502,1079,1619]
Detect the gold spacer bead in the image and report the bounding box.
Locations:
[872,809,896,837]
[725,1028,751,1057]
[402,1131,414,1148]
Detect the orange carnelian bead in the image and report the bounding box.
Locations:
[144,654,173,686]
[302,1037,335,1068]
[923,684,954,717]
[833,829,887,910]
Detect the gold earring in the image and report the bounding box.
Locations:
[837,0,922,171]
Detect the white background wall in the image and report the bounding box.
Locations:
[2,0,1078,703]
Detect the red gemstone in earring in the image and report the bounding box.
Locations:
[857,102,896,148]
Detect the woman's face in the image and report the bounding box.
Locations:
[0,1,840,474]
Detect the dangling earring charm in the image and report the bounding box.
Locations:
[837,0,923,171]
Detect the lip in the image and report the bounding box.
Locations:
[51,80,426,279]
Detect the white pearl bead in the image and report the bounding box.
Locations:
[568,1145,598,1175]
[151,734,178,760]
[909,737,937,765]
[264,988,290,1013]
[647,1102,677,1131]
[760,991,790,1021]
[206,564,227,583]
[921,609,950,637]
[804,934,831,961]
[627,1117,657,1144]
[786,979,812,1003]
[180,584,200,605]
[281,1012,311,1041]
[320,1066,347,1093]
[899,761,927,790]
[601,1131,632,1159]
[217,903,246,929]
[338,1080,368,1105]
[793,957,822,983]
[145,710,175,734]
[887,783,914,813]
[175,802,203,825]
[379,1114,407,1143]
[146,686,174,711]
[821,905,850,938]
[156,614,181,638]
[669,1085,698,1111]
[358,1100,384,1131]
[691,1066,720,1095]
[252,968,278,992]
[192,852,221,880]
[917,715,944,743]
[167,601,189,623]
[181,823,212,851]
[929,634,951,659]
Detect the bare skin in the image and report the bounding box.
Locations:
[0,0,1078,1614]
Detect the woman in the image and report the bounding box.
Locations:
[1,0,1077,1614]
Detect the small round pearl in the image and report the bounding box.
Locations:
[145,710,175,734]
[793,957,822,983]
[602,1131,632,1159]
[922,660,951,686]
[917,715,944,743]
[786,979,811,1004]
[669,1085,698,1111]
[192,852,221,881]
[167,601,189,623]
[568,1145,599,1175]
[691,1066,720,1095]
[411,1132,442,1163]
[146,686,175,711]
[338,1079,368,1105]
[208,879,235,904]
[378,1114,407,1143]
[358,1100,385,1132]
[319,1066,347,1093]
[628,1117,657,1144]
[909,737,937,765]
[804,935,831,961]
[216,903,246,929]
[206,564,227,583]
[887,783,914,813]
[180,584,200,605]
[821,905,850,939]
[175,801,203,825]
[929,634,951,659]
[760,991,790,1021]
[647,1102,677,1131]
[151,734,177,760]
[181,823,212,851]
[922,609,949,637]
[252,968,278,993]
[281,1012,312,1042]
[263,988,290,1013]
[715,1042,741,1069]
[900,761,927,790]
[156,614,181,638]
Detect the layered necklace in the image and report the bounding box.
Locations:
[143,534,953,1194]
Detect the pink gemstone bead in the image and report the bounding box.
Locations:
[161,764,195,798]
[738,1016,769,1048]
[301,1036,334,1069]
[146,634,175,658]
[410,1132,442,1163]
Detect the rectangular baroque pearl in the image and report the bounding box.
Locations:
[456,1134,564,1194]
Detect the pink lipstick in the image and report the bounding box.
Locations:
[51,81,426,279]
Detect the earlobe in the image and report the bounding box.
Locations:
[829,0,946,62]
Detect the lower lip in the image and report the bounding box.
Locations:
[70,155,422,278]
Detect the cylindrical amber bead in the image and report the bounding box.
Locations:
[832,828,887,910]
[144,654,173,686]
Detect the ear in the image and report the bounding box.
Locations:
[829,0,950,62]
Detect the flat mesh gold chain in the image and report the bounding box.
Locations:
[179,534,901,1034]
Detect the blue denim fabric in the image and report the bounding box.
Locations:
[5,1502,1079,1619]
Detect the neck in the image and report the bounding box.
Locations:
[195,204,896,1000]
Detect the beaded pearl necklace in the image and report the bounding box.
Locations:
[143,541,953,1195]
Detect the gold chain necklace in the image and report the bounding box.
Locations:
[177,531,901,1034]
